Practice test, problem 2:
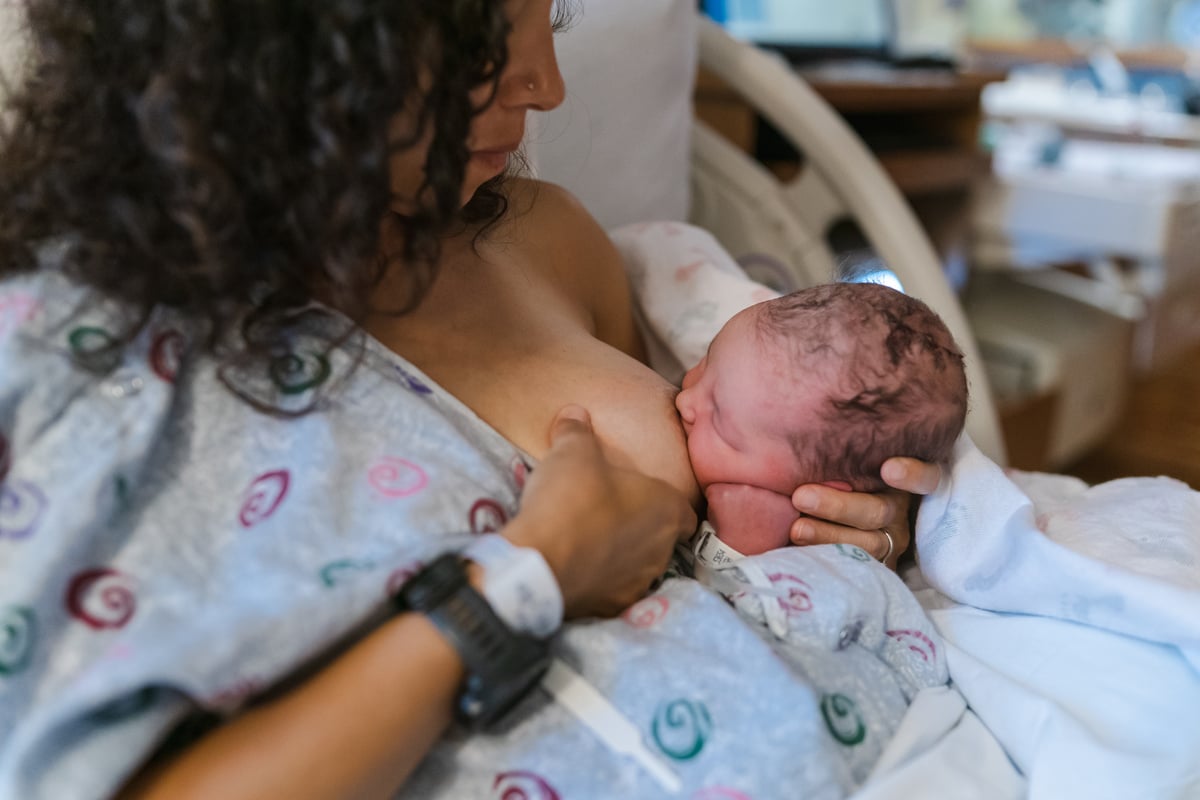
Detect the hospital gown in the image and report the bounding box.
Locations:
[0,270,946,799]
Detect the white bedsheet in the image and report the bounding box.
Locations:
[884,437,1200,799]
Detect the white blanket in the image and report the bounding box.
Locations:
[902,436,1200,799]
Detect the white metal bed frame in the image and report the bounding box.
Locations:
[688,17,1007,465]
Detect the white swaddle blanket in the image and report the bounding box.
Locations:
[912,436,1200,799]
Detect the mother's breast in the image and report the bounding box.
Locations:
[445,331,701,509]
[572,354,700,507]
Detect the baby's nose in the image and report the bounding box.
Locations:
[675,388,695,423]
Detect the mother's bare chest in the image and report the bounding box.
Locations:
[367,268,697,501]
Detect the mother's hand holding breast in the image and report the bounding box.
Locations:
[504,405,698,619]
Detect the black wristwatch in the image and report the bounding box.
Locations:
[393,553,551,729]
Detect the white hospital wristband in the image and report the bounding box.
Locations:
[692,520,746,569]
[462,534,564,639]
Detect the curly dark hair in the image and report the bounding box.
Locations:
[0,0,537,387]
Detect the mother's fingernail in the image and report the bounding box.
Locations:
[794,488,818,510]
[881,461,905,484]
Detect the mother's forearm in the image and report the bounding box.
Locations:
[119,613,463,800]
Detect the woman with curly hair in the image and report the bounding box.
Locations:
[0,1,938,797]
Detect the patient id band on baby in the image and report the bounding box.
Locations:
[692,521,791,639]
[463,534,563,638]
[692,520,746,569]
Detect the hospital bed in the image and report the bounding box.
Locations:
[523,2,1200,797]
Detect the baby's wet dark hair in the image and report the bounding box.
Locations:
[756,282,968,491]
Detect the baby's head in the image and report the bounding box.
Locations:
[675,282,967,496]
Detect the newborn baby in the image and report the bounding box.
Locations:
[675,281,968,556]
[612,226,958,787]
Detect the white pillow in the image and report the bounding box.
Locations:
[527,0,697,230]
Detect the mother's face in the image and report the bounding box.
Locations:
[387,0,566,210]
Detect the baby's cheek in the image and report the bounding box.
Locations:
[685,435,720,489]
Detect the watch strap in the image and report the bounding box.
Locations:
[394,554,550,728]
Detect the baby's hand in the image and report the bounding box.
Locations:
[704,483,799,555]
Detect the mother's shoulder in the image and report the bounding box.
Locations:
[502,177,602,237]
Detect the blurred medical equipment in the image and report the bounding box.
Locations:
[972,57,1200,466]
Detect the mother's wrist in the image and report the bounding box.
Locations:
[462,534,564,638]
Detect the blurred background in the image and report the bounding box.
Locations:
[701,0,1200,488]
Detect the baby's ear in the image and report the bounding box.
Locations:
[820,480,854,492]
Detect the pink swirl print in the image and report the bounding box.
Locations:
[0,480,47,540]
[768,572,814,615]
[469,498,507,534]
[149,330,186,383]
[367,457,428,499]
[65,568,137,629]
[674,260,704,282]
[886,629,938,663]
[492,770,561,800]
[0,292,39,342]
[693,789,753,800]
[622,595,670,629]
[238,469,291,528]
[510,457,529,490]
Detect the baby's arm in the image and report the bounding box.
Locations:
[705,483,800,555]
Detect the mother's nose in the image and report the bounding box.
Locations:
[522,52,565,111]
[501,28,565,111]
